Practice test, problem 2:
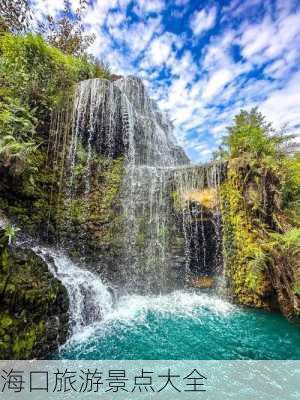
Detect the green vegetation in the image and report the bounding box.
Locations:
[0,227,69,359]
[0,31,109,134]
[218,108,300,316]
[0,14,121,357]
[0,19,111,234]
[0,1,299,362]
[0,12,110,179]
[54,151,124,259]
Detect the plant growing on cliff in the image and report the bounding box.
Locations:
[3,224,20,245]
[220,108,300,313]
[0,135,38,175]
[0,97,39,176]
[0,30,110,235]
[0,33,102,115]
[226,108,275,159]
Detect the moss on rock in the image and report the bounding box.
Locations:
[0,228,69,359]
[221,157,300,318]
[220,159,276,309]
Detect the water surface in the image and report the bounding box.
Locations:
[56,291,300,360]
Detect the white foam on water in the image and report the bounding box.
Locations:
[105,291,234,323]
[68,292,236,346]
[34,247,235,348]
[35,247,114,336]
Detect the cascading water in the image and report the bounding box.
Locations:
[172,163,224,279]
[41,75,227,347]
[39,76,300,361]
[35,246,114,338]
[115,77,190,292]
[46,75,227,293]
[28,244,300,360]
[49,75,214,293]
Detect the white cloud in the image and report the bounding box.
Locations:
[148,33,174,65]
[124,17,163,53]
[202,69,233,100]
[31,0,64,19]
[239,11,300,64]
[202,30,235,71]
[82,0,119,27]
[190,6,217,36]
[107,12,126,29]
[222,0,266,20]
[260,70,300,135]
[240,18,275,59]
[30,0,300,162]
[133,0,165,16]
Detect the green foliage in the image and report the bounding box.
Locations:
[0,32,109,181]
[221,108,295,162]
[281,152,300,222]
[3,224,20,245]
[220,108,300,310]
[225,108,276,159]
[0,97,36,139]
[0,33,107,112]
[221,178,270,306]
[0,241,69,358]
[0,97,39,177]
[270,228,300,256]
[0,135,38,175]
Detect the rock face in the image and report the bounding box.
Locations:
[0,76,191,294]
[221,157,300,319]
[0,228,69,359]
[43,76,192,291]
[268,237,300,319]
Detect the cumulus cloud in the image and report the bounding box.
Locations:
[30,0,65,19]
[125,17,163,53]
[260,71,300,135]
[190,6,217,36]
[203,69,233,100]
[133,0,165,16]
[148,33,175,65]
[239,11,300,64]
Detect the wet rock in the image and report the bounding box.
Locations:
[190,276,215,289]
[183,188,218,210]
[0,228,69,359]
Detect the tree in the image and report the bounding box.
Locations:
[0,0,31,33]
[215,108,297,164]
[225,108,276,159]
[40,0,95,56]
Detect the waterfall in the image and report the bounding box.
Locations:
[115,77,189,293]
[35,246,113,337]
[172,163,224,280]
[34,75,231,351]
[47,75,224,294]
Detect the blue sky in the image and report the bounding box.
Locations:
[32,0,300,162]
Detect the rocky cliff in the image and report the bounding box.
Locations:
[221,156,300,319]
[0,223,69,359]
